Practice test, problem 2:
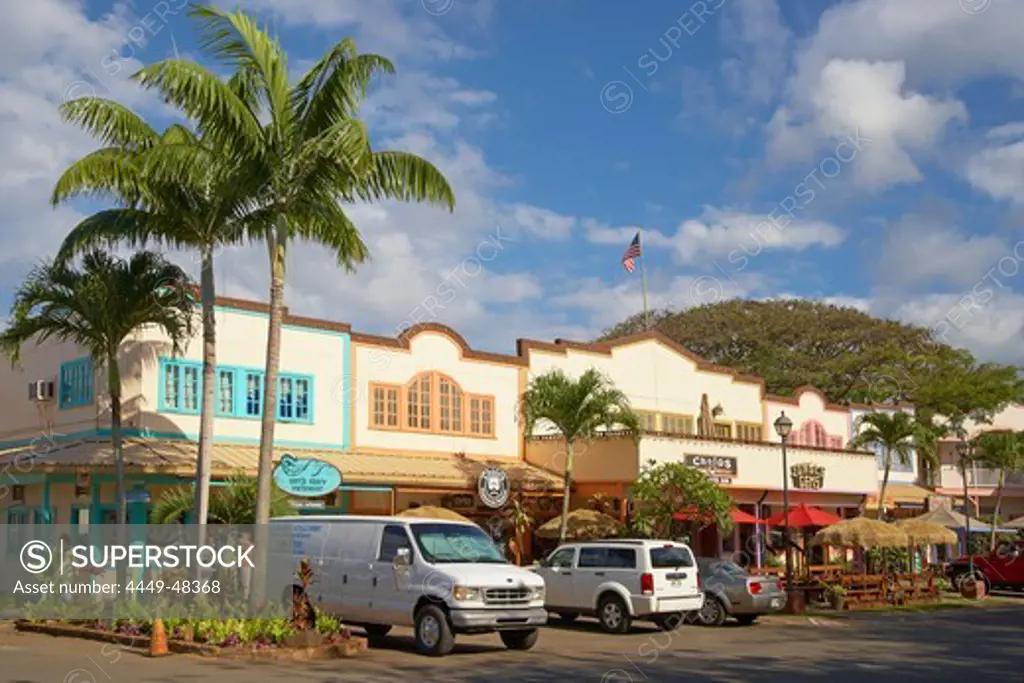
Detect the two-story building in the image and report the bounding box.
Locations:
[521,331,880,559]
[934,403,1024,520]
[0,297,559,529]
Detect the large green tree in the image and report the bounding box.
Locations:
[52,102,253,529]
[971,430,1024,551]
[132,5,456,526]
[520,369,640,542]
[602,300,1023,414]
[0,252,195,524]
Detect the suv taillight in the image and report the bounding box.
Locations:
[748,580,762,595]
[697,571,702,590]
[641,573,654,595]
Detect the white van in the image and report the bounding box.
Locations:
[270,515,547,656]
[533,539,703,633]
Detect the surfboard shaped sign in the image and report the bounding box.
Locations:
[273,454,342,497]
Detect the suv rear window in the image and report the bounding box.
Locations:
[650,545,694,569]
[578,547,637,569]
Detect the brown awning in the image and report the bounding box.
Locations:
[865,483,931,509]
[0,438,562,492]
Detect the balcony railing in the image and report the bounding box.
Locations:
[939,465,1024,489]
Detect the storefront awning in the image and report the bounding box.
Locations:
[0,438,563,492]
[864,483,931,509]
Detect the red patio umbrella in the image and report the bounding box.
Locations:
[763,503,841,528]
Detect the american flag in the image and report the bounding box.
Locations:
[622,231,641,273]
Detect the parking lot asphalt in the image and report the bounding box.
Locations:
[1,604,1021,682]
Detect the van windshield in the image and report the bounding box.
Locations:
[410,523,507,564]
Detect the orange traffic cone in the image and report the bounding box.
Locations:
[149,618,170,657]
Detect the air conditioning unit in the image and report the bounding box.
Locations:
[28,380,55,402]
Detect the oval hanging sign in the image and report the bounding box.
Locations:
[273,454,341,497]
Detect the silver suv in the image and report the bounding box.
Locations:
[533,540,704,633]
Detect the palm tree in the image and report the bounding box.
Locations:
[133,5,455,525]
[0,251,195,523]
[520,369,640,542]
[52,101,254,529]
[151,474,295,524]
[972,429,1024,551]
[850,411,931,521]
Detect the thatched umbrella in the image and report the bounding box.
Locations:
[894,518,958,573]
[811,517,908,549]
[1004,515,1024,530]
[536,509,621,540]
[398,506,472,523]
[894,518,958,546]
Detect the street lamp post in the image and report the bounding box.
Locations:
[774,411,799,612]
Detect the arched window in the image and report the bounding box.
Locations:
[798,420,828,448]
[407,374,432,430]
[438,375,463,433]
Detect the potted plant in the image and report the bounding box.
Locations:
[824,583,846,610]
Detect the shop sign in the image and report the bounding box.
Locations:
[685,454,738,484]
[442,493,475,509]
[126,490,151,503]
[273,454,342,497]
[790,462,825,490]
[290,498,326,510]
[477,466,510,508]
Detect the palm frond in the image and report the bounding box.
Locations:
[293,39,394,136]
[190,5,291,139]
[133,58,262,154]
[355,151,456,210]
[51,148,146,206]
[58,98,159,150]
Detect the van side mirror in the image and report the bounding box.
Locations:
[394,547,411,568]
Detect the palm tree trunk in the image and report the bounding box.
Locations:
[877,448,892,521]
[559,441,574,543]
[991,470,1005,552]
[255,222,287,525]
[194,248,216,530]
[108,352,128,591]
[108,355,126,525]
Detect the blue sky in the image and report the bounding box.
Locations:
[4,0,1024,364]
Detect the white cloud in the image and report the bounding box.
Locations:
[966,123,1024,204]
[767,59,967,190]
[361,70,497,133]
[876,214,1008,290]
[790,0,1024,96]
[661,207,845,264]
[719,0,790,105]
[241,0,486,61]
[501,204,576,241]
[0,0,169,271]
[887,292,1024,366]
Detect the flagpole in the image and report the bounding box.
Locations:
[639,226,651,329]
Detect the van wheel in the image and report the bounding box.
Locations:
[500,629,538,650]
[363,624,392,639]
[414,605,455,656]
[598,594,631,634]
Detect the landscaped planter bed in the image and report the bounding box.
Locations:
[13,621,367,660]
